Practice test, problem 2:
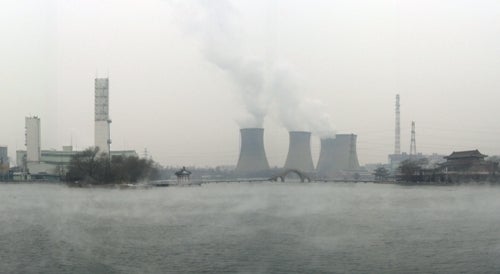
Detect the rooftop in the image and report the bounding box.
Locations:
[445,150,487,160]
[175,167,192,176]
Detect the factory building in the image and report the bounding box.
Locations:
[235,128,270,176]
[283,131,314,173]
[16,148,138,179]
[95,78,112,154]
[13,78,137,180]
[316,134,360,179]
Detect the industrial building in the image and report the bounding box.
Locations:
[95,78,112,154]
[235,128,270,176]
[12,77,137,181]
[283,131,314,173]
[25,116,41,162]
[0,146,8,180]
[16,148,137,179]
[0,146,8,164]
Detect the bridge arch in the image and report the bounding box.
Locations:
[270,169,311,183]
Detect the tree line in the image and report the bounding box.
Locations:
[66,147,160,184]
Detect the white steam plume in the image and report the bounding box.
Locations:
[168,0,335,136]
[169,0,270,128]
[270,63,336,138]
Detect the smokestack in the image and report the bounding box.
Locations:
[316,134,360,178]
[284,131,314,173]
[235,128,270,176]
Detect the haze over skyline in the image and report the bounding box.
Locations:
[1,0,500,167]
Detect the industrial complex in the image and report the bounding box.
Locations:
[8,78,137,181]
[4,79,490,183]
[0,75,380,181]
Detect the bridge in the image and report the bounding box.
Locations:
[270,169,312,183]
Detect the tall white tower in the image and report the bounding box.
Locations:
[95,78,112,154]
[25,116,41,162]
[395,94,401,155]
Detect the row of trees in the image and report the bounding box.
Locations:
[372,158,430,182]
[66,147,160,184]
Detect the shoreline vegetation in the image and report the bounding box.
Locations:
[65,147,160,185]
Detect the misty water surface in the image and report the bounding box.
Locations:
[1,183,500,273]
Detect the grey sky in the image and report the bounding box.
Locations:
[1,0,500,167]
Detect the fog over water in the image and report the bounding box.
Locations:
[2,183,500,273]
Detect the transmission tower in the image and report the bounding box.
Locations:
[395,94,401,154]
[410,121,416,156]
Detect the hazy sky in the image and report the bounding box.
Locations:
[1,0,500,167]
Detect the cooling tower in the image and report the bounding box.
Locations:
[284,131,314,173]
[316,134,360,178]
[235,128,270,175]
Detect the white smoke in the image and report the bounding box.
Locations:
[168,0,270,128]
[269,63,336,138]
[168,0,336,135]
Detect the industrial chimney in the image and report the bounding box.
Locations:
[284,131,314,173]
[235,128,270,176]
[316,134,360,178]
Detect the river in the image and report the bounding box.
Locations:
[1,182,500,273]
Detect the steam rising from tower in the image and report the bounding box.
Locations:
[235,128,270,175]
[316,134,360,178]
[169,2,336,134]
[284,131,314,172]
[95,78,112,154]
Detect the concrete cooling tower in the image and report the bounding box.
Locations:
[235,128,270,176]
[284,131,314,173]
[316,134,360,178]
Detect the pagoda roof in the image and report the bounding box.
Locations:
[445,150,487,160]
[175,167,192,176]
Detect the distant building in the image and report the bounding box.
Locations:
[175,167,192,183]
[442,150,495,174]
[389,152,445,172]
[16,148,138,180]
[0,146,8,180]
[25,116,41,162]
[95,78,112,154]
[388,153,417,171]
[0,146,8,165]
[401,150,499,183]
